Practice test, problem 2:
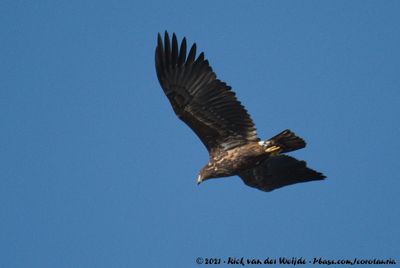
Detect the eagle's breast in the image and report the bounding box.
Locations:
[209,142,267,177]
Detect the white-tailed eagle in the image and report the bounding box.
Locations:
[155,31,325,192]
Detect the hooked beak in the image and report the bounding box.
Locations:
[197,175,203,185]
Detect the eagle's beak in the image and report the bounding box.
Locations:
[197,175,203,185]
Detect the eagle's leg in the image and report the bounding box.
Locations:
[259,129,306,154]
[264,145,283,155]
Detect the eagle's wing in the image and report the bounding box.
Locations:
[155,32,259,154]
[238,155,325,192]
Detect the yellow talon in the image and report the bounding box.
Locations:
[265,145,282,155]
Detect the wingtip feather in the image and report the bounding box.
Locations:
[171,33,178,66]
[178,37,187,66]
[187,43,197,64]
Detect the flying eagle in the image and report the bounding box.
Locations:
[155,31,325,192]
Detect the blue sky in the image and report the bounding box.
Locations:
[1,1,399,267]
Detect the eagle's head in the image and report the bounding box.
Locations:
[197,169,210,185]
[197,163,218,185]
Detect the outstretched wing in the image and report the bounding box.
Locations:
[238,155,325,192]
[155,32,259,155]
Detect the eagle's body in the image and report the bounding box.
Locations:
[203,142,267,178]
[155,32,325,192]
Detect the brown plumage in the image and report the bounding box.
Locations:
[155,31,325,192]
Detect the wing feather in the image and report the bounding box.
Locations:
[238,155,325,192]
[155,31,259,154]
[178,38,186,65]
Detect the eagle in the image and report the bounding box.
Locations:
[155,31,326,192]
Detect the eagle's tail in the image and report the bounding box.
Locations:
[261,129,306,154]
